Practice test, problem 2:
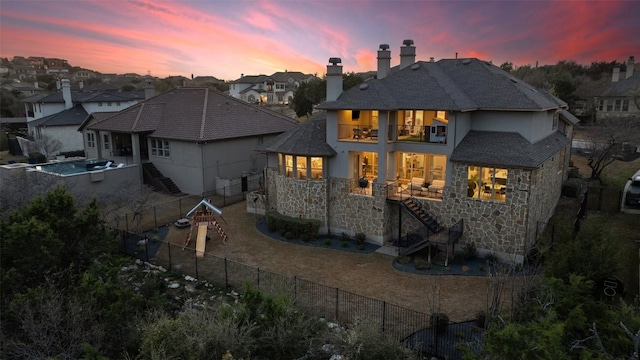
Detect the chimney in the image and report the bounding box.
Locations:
[56,79,61,90]
[626,56,635,79]
[326,57,343,101]
[400,39,416,70]
[34,81,38,89]
[377,44,391,80]
[144,78,155,99]
[61,79,72,109]
[79,80,84,89]
[612,66,620,82]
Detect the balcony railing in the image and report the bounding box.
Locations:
[391,125,447,144]
[338,124,378,142]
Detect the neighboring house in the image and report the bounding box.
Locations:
[596,56,640,124]
[229,71,316,105]
[1,81,46,96]
[258,40,579,264]
[22,79,145,154]
[78,87,299,196]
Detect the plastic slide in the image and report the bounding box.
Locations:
[195,224,207,258]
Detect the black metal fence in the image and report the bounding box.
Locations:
[118,234,483,359]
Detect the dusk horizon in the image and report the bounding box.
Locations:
[1,0,639,81]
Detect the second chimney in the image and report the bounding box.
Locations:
[326,57,343,101]
[400,39,416,70]
[626,56,635,79]
[61,79,72,109]
[377,44,391,80]
[144,78,155,99]
[612,66,620,82]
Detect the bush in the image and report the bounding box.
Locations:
[414,256,432,270]
[341,240,349,248]
[354,232,366,246]
[430,312,450,333]
[265,211,320,241]
[562,178,583,197]
[462,242,478,260]
[396,255,410,265]
[341,232,351,242]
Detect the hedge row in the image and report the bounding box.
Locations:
[266,211,320,242]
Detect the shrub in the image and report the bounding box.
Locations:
[396,255,410,265]
[341,240,349,248]
[265,211,320,241]
[341,232,351,242]
[414,256,432,270]
[430,312,449,333]
[561,178,583,197]
[324,238,331,245]
[284,231,295,240]
[354,232,366,246]
[462,242,478,260]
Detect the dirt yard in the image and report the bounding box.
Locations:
[150,198,515,323]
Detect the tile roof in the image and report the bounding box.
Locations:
[450,130,570,169]
[319,58,562,112]
[603,72,640,96]
[30,105,88,127]
[87,88,299,142]
[258,112,336,156]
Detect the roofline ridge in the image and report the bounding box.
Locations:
[199,88,208,140]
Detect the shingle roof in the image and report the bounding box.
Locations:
[559,109,580,125]
[22,90,144,103]
[318,58,562,112]
[258,112,336,157]
[603,72,640,96]
[86,88,299,142]
[30,105,88,127]
[450,130,570,169]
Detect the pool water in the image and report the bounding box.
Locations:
[39,160,111,175]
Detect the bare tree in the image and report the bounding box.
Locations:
[29,134,63,160]
[583,123,640,182]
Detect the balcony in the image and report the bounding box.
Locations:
[393,125,447,144]
[338,124,379,143]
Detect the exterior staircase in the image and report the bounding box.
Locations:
[142,162,184,195]
[401,197,443,234]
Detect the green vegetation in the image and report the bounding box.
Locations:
[266,210,320,241]
[0,187,421,359]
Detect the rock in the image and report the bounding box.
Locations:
[168,283,180,289]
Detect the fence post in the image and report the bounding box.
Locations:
[224,257,229,289]
[224,186,227,207]
[335,288,339,322]
[382,301,386,332]
[167,240,172,270]
[179,198,182,218]
[194,248,199,279]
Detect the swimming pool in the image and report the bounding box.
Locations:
[38,159,112,175]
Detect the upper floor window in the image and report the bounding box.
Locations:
[614,99,621,111]
[553,111,558,130]
[467,166,507,202]
[151,139,170,157]
[87,132,95,148]
[598,99,604,111]
[606,101,613,111]
[276,83,285,90]
[107,102,112,107]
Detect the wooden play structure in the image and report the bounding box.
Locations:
[183,199,228,257]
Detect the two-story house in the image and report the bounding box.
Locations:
[22,79,145,154]
[258,40,578,264]
[596,56,639,124]
[229,71,316,105]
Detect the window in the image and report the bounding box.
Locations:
[116,101,121,106]
[285,155,294,177]
[552,111,558,130]
[614,99,621,111]
[107,102,112,107]
[87,132,95,148]
[598,100,604,111]
[311,157,323,180]
[467,166,507,202]
[606,101,613,111]
[622,99,629,111]
[98,102,103,107]
[103,134,110,149]
[296,156,307,180]
[151,139,170,157]
[276,83,285,90]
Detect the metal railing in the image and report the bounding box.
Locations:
[117,232,483,359]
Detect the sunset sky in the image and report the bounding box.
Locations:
[1,0,638,81]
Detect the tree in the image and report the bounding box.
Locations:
[0,89,25,117]
[30,133,63,160]
[291,81,314,118]
[583,123,640,181]
[500,61,514,73]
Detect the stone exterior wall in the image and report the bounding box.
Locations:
[264,145,569,262]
